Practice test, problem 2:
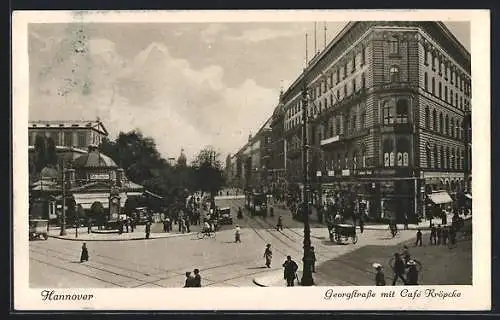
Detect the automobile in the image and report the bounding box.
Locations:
[218,207,233,225]
[29,219,49,240]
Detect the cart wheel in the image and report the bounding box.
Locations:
[42,233,48,240]
[352,234,358,244]
[29,234,34,241]
[197,231,204,240]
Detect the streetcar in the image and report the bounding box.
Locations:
[245,192,268,217]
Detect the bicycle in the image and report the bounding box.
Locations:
[197,230,216,240]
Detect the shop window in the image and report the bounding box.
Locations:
[425,106,430,129]
[382,101,394,125]
[390,65,400,83]
[425,143,432,168]
[396,99,409,123]
[432,109,437,131]
[383,138,394,167]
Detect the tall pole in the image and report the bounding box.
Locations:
[301,73,314,286]
[60,159,67,236]
[314,22,317,55]
[324,22,327,49]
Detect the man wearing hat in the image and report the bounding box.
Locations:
[372,263,386,286]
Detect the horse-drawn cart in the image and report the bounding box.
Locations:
[29,219,49,241]
[329,223,358,244]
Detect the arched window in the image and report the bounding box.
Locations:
[424,72,428,91]
[450,117,455,138]
[383,138,394,167]
[439,112,443,134]
[425,143,432,168]
[390,37,399,55]
[396,99,409,123]
[440,146,445,169]
[390,65,400,82]
[425,106,430,129]
[382,101,394,124]
[431,77,436,95]
[433,145,438,168]
[396,137,410,166]
[445,114,449,135]
[432,109,437,131]
[446,147,450,169]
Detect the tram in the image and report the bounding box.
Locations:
[245,192,268,217]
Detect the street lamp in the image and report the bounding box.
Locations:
[60,159,67,236]
[300,78,314,286]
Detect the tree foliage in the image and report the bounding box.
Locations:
[191,146,225,197]
[33,134,58,174]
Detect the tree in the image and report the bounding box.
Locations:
[33,134,58,174]
[191,146,225,197]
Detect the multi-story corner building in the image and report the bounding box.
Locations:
[279,21,471,222]
[269,90,287,197]
[231,117,273,193]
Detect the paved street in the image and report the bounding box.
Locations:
[30,198,430,288]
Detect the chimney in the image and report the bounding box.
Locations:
[116,168,124,187]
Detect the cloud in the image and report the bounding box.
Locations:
[226,28,297,43]
[29,35,278,162]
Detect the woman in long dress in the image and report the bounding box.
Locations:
[80,243,89,262]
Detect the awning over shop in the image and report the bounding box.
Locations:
[465,193,472,200]
[428,191,453,204]
[144,190,163,199]
[73,193,110,209]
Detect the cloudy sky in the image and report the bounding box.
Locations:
[28,21,470,162]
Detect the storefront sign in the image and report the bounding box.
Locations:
[90,173,110,180]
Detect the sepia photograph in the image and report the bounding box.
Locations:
[12,10,490,311]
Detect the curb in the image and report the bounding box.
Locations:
[48,231,195,242]
[252,278,266,287]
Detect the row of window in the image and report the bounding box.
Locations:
[382,99,409,125]
[423,46,471,97]
[285,73,367,131]
[30,131,89,147]
[424,107,465,140]
[425,144,467,170]
[423,73,470,111]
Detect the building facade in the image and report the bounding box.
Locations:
[277,21,470,222]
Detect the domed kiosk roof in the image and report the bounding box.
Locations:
[40,166,59,179]
[73,145,118,168]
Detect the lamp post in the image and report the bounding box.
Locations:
[60,159,67,236]
[300,78,314,286]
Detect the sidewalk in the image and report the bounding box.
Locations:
[350,213,470,231]
[47,224,196,242]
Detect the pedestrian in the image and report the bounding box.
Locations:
[276,216,283,231]
[80,243,89,263]
[192,268,201,287]
[145,221,151,239]
[130,216,135,232]
[185,217,191,233]
[163,219,168,232]
[403,214,409,230]
[442,225,449,245]
[118,218,123,235]
[282,256,299,287]
[269,206,274,218]
[125,218,130,233]
[264,244,272,268]
[87,218,92,234]
[406,260,419,285]
[359,216,365,234]
[311,247,317,273]
[430,224,437,245]
[184,272,194,288]
[415,228,422,247]
[436,225,442,245]
[402,245,411,265]
[372,263,386,286]
[235,225,241,243]
[391,252,407,285]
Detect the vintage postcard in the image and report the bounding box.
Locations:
[12,10,490,311]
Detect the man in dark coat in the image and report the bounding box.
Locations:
[406,260,419,285]
[373,263,386,286]
[80,243,89,263]
[145,221,151,239]
[192,269,201,287]
[184,272,194,287]
[282,255,298,287]
[276,216,283,231]
[391,252,406,285]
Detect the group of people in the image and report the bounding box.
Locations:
[263,244,316,287]
[373,245,421,286]
[183,268,202,287]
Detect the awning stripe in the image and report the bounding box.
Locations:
[428,192,453,204]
